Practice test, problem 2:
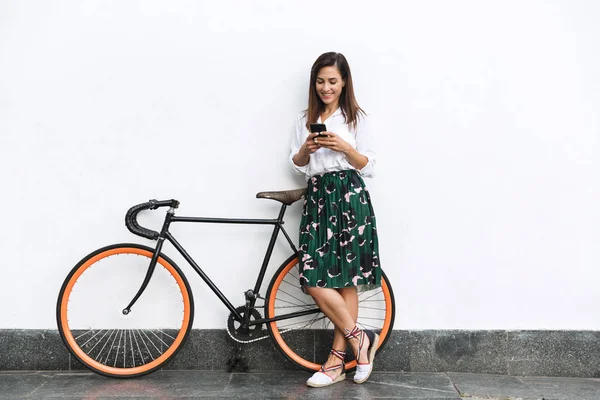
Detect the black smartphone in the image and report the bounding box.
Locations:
[309,123,327,136]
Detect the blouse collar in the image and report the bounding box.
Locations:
[318,107,342,123]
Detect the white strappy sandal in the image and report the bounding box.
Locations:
[306,349,346,388]
[344,326,379,384]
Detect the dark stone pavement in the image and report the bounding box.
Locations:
[1,370,599,399]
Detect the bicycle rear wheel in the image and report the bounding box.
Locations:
[56,243,194,378]
[265,254,395,371]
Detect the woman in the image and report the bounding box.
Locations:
[289,52,382,387]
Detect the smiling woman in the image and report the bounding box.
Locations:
[289,52,383,388]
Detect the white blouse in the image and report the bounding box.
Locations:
[289,108,376,180]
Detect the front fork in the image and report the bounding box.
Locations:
[122,208,175,315]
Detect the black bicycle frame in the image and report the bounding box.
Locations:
[124,203,320,326]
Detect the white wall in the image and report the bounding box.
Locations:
[1,0,598,330]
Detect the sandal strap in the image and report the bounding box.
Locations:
[344,325,366,361]
[330,349,346,361]
[344,326,362,341]
[321,364,343,373]
[320,349,346,372]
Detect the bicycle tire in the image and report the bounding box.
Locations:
[56,243,194,378]
[265,254,395,371]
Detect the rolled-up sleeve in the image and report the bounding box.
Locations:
[355,114,377,178]
[289,114,309,176]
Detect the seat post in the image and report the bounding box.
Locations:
[277,203,288,223]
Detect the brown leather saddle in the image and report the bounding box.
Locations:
[256,188,306,205]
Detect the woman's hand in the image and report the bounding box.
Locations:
[313,132,352,154]
[301,133,321,155]
[315,131,369,170]
[293,133,320,167]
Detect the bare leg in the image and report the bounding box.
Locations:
[306,286,369,366]
[320,287,359,373]
[331,287,358,351]
[305,287,356,333]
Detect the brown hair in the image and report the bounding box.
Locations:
[305,52,365,131]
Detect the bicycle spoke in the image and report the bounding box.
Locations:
[96,329,116,362]
[282,278,299,287]
[75,329,96,341]
[358,288,382,296]
[86,329,110,354]
[156,329,176,341]
[302,314,328,329]
[129,330,135,368]
[79,329,104,347]
[278,314,327,331]
[104,330,119,365]
[275,289,312,307]
[132,329,144,365]
[113,330,124,367]
[357,305,386,311]
[149,330,170,349]
[357,320,383,330]
[358,290,384,302]
[274,297,315,309]
[141,330,161,356]
[137,329,155,361]
[121,329,127,367]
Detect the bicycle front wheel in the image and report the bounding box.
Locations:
[266,254,395,371]
[56,243,194,378]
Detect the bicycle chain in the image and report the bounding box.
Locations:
[225,320,271,344]
[225,319,299,344]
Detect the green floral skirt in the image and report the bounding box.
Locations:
[298,169,382,292]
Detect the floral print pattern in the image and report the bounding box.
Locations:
[299,170,382,292]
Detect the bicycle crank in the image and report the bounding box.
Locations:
[226,306,269,344]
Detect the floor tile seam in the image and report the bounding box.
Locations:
[221,372,234,393]
[24,373,55,398]
[518,375,543,398]
[446,377,585,400]
[368,378,457,394]
[444,372,463,396]
[0,371,46,375]
[353,397,461,400]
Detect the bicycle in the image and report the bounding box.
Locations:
[56,189,396,378]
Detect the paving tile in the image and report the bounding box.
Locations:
[448,372,531,398]
[1,370,598,399]
[223,371,459,399]
[0,372,54,399]
[521,375,600,400]
[26,371,230,398]
[448,372,600,400]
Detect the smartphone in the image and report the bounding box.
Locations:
[309,123,327,136]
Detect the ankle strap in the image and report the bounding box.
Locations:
[330,349,346,361]
[320,349,346,373]
[344,326,362,341]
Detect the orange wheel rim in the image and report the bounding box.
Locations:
[59,247,191,376]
